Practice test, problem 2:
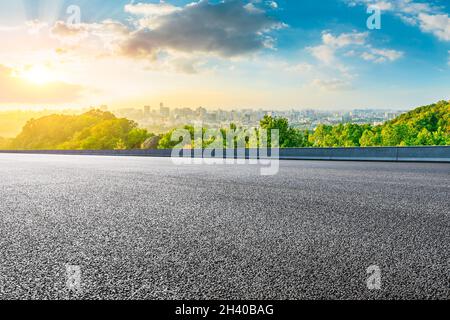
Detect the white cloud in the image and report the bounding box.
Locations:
[346,0,437,15]
[322,31,368,48]
[306,29,402,91]
[309,44,336,65]
[25,20,48,35]
[346,0,450,42]
[308,31,402,65]
[311,78,353,91]
[244,3,264,14]
[37,1,287,74]
[418,13,450,41]
[361,47,403,63]
[371,1,393,11]
[50,1,285,60]
[308,31,368,65]
[398,14,418,26]
[124,2,181,17]
[287,62,314,73]
[51,20,128,42]
[267,1,279,10]
[51,21,88,40]
[398,0,436,15]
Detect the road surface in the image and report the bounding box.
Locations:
[0,154,448,299]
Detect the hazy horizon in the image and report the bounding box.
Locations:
[0,103,415,112]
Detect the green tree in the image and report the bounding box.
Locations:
[260,115,307,147]
[415,128,434,146]
[158,125,195,149]
[359,128,382,146]
[127,128,152,149]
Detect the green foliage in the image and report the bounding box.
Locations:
[158,125,228,149]
[10,110,151,150]
[260,115,308,147]
[158,125,195,149]
[4,101,449,150]
[128,128,154,149]
[306,101,449,147]
[360,128,382,147]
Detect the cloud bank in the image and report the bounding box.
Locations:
[120,0,285,59]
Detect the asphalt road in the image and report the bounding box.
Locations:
[0,154,448,300]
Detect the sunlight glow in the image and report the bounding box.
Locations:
[20,65,56,85]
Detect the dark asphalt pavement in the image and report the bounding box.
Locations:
[0,154,448,300]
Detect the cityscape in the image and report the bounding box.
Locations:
[112,104,405,133]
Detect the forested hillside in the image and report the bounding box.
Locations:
[253,100,450,148]
[8,110,151,150]
[311,100,449,147]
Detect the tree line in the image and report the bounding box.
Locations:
[158,100,450,149]
[0,100,448,150]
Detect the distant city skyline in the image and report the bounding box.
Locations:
[0,103,407,138]
[0,0,449,110]
[109,103,406,134]
[0,102,410,112]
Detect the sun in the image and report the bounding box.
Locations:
[20,65,56,85]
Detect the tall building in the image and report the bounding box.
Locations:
[144,105,151,116]
[342,113,352,123]
[159,103,170,117]
[196,107,207,117]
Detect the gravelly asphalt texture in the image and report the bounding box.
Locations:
[0,153,448,300]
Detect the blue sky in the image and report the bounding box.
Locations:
[0,0,449,110]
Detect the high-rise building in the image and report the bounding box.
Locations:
[144,105,151,116]
[159,103,170,117]
[196,107,207,117]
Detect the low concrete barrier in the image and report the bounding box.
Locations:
[0,149,174,157]
[396,146,450,162]
[280,147,398,161]
[0,146,449,162]
[280,146,450,162]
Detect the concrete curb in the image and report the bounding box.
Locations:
[0,146,449,162]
